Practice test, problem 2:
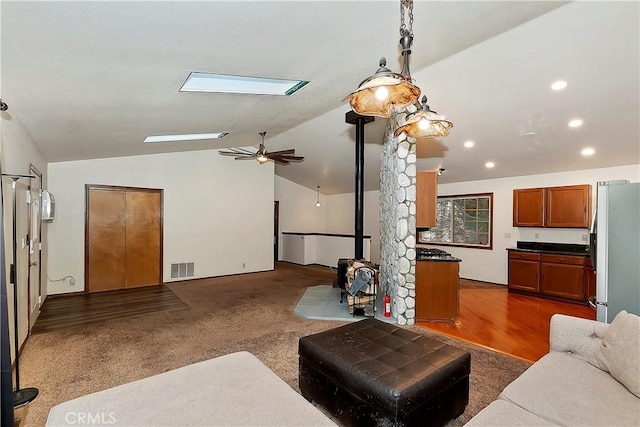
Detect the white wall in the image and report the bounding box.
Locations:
[274,176,326,259]
[274,175,382,265]
[281,233,371,267]
[0,113,48,360]
[47,149,274,294]
[428,165,640,284]
[325,190,381,264]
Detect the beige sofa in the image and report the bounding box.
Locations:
[466,311,640,426]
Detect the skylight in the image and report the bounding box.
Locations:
[179,72,310,96]
[143,132,228,143]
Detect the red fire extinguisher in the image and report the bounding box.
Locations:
[383,294,391,318]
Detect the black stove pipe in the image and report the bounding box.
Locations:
[345,111,374,260]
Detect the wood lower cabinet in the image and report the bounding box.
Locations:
[540,254,585,301]
[415,260,460,321]
[508,251,588,303]
[513,188,544,227]
[416,171,437,228]
[508,252,540,292]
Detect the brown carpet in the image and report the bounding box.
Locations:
[19,263,530,426]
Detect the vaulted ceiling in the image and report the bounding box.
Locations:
[2,1,638,194]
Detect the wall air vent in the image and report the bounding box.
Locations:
[170,262,195,279]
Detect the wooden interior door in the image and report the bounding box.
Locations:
[87,186,162,293]
[125,191,161,288]
[87,189,127,292]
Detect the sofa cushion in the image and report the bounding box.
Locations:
[499,352,640,426]
[593,310,640,397]
[464,400,557,426]
[46,352,336,426]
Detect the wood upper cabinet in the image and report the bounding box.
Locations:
[508,251,540,292]
[416,171,437,228]
[513,188,544,227]
[513,184,591,228]
[545,185,591,228]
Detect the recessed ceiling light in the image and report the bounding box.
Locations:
[581,147,595,156]
[464,140,475,148]
[485,161,495,168]
[551,80,568,91]
[568,119,583,128]
[143,132,228,143]
[180,72,310,96]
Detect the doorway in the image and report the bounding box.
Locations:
[274,201,279,263]
[85,185,163,293]
[27,164,43,330]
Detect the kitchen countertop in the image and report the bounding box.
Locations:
[507,247,590,256]
[416,256,462,262]
[507,241,590,257]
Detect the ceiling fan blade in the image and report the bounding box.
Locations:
[279,155,305,160]
[273,158,290,165]
[267,149,295,156]
[234,156,257,160]
[219,151,246,156]
[223,146,257,155]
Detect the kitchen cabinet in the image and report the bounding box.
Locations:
[416,171,437,228]
[545,185,591,228]
[508,251,540,292]
[540,254,585,301]
[512,184,591,228]
[415,260,460,321]
[508,250,589,303]
[513,188,544,227]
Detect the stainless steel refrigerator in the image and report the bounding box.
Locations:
[590,180,640,323]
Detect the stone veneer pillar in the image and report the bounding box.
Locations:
[379,117,417,325]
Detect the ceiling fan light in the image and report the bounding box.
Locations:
[257,155,269,164]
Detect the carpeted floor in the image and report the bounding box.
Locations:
[19,263,530,426]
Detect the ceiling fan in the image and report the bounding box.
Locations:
[219,132,304,165]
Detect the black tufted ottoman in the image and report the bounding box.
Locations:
[299,318,470,427]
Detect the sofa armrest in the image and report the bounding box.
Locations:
[549,314,608,363]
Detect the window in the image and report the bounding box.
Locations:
[418,193,493,249]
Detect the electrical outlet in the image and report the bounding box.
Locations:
[242,263,246,268]
[504,232,511,238]
[534,232,539,239]
[582,234,588,242]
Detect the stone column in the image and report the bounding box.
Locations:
[379,118,417,325]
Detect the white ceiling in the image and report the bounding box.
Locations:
[1,1,638,195]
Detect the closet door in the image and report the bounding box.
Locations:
[87,189,127,292]
[125,191,161,288]
[86,186,162,293]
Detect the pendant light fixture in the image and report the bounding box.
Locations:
[344,0,453,139]
[315,186,321,207]
[393,96,453,139]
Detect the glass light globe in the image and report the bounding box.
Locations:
[375,86,389,101]
[418,118,430,130]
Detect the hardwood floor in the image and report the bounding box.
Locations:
[31,285,187,334]
[416,283,595,362]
